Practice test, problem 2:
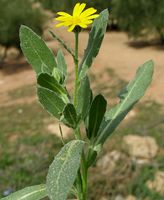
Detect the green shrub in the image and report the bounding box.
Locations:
[112,0,164,43]
[0,0,47,47]
[36,0,112,13]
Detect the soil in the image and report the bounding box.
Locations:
[0,28,164,107]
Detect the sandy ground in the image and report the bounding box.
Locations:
[0,29,164,106]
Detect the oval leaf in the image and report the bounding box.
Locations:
[37,86,65,119]
[77,76,92,120]
[20,25,57,75]
[37,73,69,103]
[46,140,84,200]
[87,94,107,139]
[95,60,154,145]
[1,184,46,200]
[79,9,109,79]
[62,103,78,128]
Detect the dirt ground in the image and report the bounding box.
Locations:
[0,29,164,106]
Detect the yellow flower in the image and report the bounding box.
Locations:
[55,3,99,32]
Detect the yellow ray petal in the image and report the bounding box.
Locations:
[68,24,76,32]
[55,16,72,21]
[78,22,88,28]
[78,3,86,15]
[81,19,93,25]
[57,12,71,17]
[86,14,100,20]
[56,21,72,27]
[73,3,80,16]
[80,8,97,18]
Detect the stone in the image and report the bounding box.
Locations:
[125,195,137,200]
[115,195,125,200]
[47,123,71,139]
[100,197,108,200]
[124,110,136,120]
[97,150,122,174]
[6,47,20,60]
[146,171,164,195]
[123,135,158,161]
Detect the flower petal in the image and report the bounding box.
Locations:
[55,16,72,21]
[56,21,72,27]
[78,22,88,28]
[86,14,100,20]
[68,24,76,32]
[57,12,71,17]
[73,3,80,16]
[80,8,97,18]
[81,19,93,25]
[78,3,86,15]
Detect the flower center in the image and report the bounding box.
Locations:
[72,16,81,24]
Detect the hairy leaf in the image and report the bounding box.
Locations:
[37,73,69,103]
[20,25,56,75]
[79,9,109,79]
[95,60,154,145]
[56,49,67,83]
[1,185,46,200]
[46,140,84,200]
[37,86,65,119]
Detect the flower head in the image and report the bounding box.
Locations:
[55,3,99,32]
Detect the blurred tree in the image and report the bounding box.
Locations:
[0,0,47,47]
[112,0,164,43]
[36,0,112,13]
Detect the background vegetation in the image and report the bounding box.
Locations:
[1,0,164,47]
[0,0,46,47]
[112,0,164,43]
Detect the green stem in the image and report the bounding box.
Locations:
[73,30,88,200]
[74,31,79,108]
[75,129,88,200]
[81,151,88,200]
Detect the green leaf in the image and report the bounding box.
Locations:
[79,9,109,79]
[1,184,47,200]
[46,140,84,200]
[52,67,62,83]
[77,76,92,120]
[20,25,57,75]
[95,60,154,145]
[37,86,65,119]
[56,49,67,83]
[87,94,107,139]
[37,73,69,103]
[62,103,78,128]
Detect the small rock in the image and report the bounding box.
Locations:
[100,197,108,200]
[125,110,136,120]
[146,171,164,195]
[115,195,125,200]
[123,135,158,161]
[18,109,23,114]
[97,150,122,174]
[3,188,13,197]
[47,123,71,139]
[125,195,137,200]
[6,47,19,60]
